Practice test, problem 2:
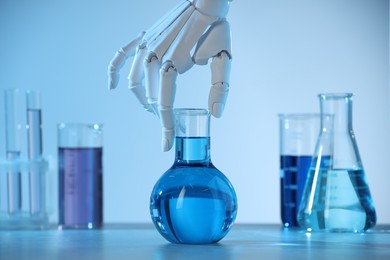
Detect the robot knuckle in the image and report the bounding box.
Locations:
[161,61,177,73]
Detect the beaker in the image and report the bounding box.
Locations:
[57,123,103,229]
[297,93,376,232]
[150,108,238,244]
[279,114,320,228]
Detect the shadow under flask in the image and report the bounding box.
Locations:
[297,93,376,232]
[150,108,238,244]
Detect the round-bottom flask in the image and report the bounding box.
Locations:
[150,109,238,244]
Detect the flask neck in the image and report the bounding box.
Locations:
[320,93,353,132]
[316,93,363,170]
[175,136,211,165]
[173,108,211,165]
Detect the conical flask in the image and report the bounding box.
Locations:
[150,108,238,244]
[297,93,376,232]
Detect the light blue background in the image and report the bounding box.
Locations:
[0,0,389,224]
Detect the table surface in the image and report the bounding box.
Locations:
[1,224,390,259]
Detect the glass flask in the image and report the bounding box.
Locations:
[297,93,376,232]
[279,114,320,228]
[150,108,238,244]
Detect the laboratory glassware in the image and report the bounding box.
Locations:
[279,114,320,228]
[1,88,50,230]
[297,93,376,232]
[0,159,50,229]
[5,89,22,214]
[58,123,103,229]
[150,108,238,244]
[26,90,44,215]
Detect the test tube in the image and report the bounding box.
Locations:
[5,89,22,214]
[26,90,44,215]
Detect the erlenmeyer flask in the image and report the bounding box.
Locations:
[297,93,376,232]
[150,108,237,244]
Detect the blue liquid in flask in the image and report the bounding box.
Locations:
[58,147,103,228]
[150,137,237,244]
[298,168,376,232]
[280,155,312,227]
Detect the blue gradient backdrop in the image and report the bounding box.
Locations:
[0,0,389,224]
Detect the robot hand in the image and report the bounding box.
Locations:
[108,0,233,151]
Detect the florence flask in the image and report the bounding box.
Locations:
[150,108,238,244]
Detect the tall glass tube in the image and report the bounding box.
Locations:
[150,109,237,244]
[26,90,44,215]
[4,89,22,214]
[297,93,376,232]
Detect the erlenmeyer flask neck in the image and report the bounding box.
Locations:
[319,93,353,132]
[174,109,211,164]
[318,93,362,169]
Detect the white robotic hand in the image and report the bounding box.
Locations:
[108,0,233,151]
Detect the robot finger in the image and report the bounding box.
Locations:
[108,31,145,90]
[147,4,195,63]
[209,51,231,118]
[144,0,191,44]
[158,61,178,152]
[144,52,161,116]
[128,45,152,113]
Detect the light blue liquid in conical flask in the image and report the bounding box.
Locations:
[150,109,237,244]
[297,93,376,232]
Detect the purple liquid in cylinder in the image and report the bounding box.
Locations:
[59,147,103,228]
